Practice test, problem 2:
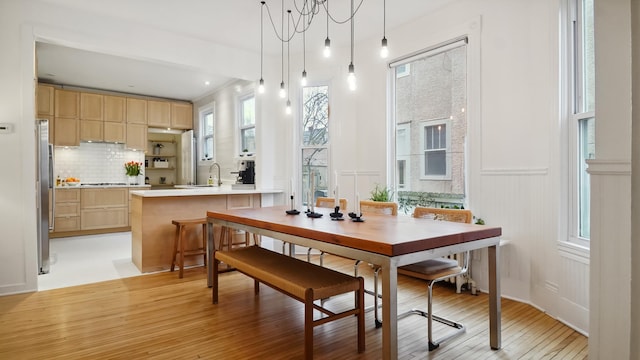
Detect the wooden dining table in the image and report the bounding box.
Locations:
[206,206,502,360]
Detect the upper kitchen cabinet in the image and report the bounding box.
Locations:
[104,95,126,123]
[147,100,171,128]
[37,84,54,116]
[104,95,126,143]
[126,123,147,151]
[54,89,79,119]
[126,98,147,124]
[80,93,104,121]
[171,102,193,129]
[54,117,80,146]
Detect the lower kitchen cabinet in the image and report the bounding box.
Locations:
[81,187,129,230]
[53,188,80,232]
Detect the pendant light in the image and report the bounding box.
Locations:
[323,0,331,58]
[286,10,292,114]
[279,0,286,99]
[258,1,266,93]
[347,0,357,91]
[301,5,308,86]
[380,0,388,58]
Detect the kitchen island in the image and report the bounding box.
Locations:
[129,186,282,273]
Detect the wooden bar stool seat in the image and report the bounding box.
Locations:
[171,218,207,278]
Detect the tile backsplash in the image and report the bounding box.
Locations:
[54,143,145,183]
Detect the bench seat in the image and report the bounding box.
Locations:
[213,245,365,359]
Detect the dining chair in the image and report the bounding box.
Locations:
[308,197,348,263]
[397,206,472,351]
[357,200,399,328]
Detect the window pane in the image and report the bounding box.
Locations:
[425,150,447,175]
[241,128,255,153]
[302,86,329,146]
[581,0,595,113]
[242,97,255,126]
[301,148,328,206]
[393,40,467,212]
[204,137,213,159]
[204,112,214,136]
[578,116,594,238]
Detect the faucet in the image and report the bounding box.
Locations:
[209,163,222,186]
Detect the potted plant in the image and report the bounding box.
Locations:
[369,184,393,202]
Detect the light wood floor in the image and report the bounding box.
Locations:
[0,255,587,359]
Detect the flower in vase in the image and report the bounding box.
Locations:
[125,161,142,176]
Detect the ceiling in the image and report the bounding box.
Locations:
[36,0,454,101]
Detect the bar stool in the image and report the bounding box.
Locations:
[171,218,207,278]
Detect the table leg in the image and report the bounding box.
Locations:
[207,221,214,287]
[488,244,502,349]
[381,262,398,360]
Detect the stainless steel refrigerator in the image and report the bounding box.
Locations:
[36,119,53,274]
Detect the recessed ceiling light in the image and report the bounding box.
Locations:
[204,81,210,86]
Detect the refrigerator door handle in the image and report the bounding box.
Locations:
[49,144,55,231]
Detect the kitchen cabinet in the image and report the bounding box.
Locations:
[55,89,79,119]
[81,188,129,230]
[171,102,193,129]
[80,93,103,121]
[37,85,56,144]
[126,98,147,124]
[53,188,80,232]
[104,95,126,123]
[104,121,126,143]
[147,100,171,128]
[126,123,147,151]
[54,117,80,146]
[80,119,103,142]
[37,84,55,116]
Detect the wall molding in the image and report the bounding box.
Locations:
[480,167,548,176]
[586,159,631,175]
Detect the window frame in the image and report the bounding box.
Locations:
[238,93,256,154]
[198,102,215,162]
[420,118,452,180]
[298,83,331,207]
[564,0,594,248]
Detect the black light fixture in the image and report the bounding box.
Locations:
[380,0,388,58]
[258,1,266,93]
[323,0,331,58]
[347,0,357,91]
[259,0,379,93]
[279,0,286,99]
[286,9,292,114]
[301,4,308,86]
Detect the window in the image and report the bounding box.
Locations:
[391,38,468,213]
[239,95,256,153]
[566,0,594,246]
[422,120,450,178]
[200,104,215,161]
[396,63,411,78]
[300,85,329,206]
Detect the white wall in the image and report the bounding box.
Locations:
[2,0,638,355]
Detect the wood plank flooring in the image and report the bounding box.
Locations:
[0,255,587,359]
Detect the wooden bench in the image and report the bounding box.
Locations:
[213,245,365,359]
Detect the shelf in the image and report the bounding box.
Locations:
[145,167,176,170]
[149,140,176,143]
[146,155,176,158]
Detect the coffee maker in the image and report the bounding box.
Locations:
[232,159,255,189]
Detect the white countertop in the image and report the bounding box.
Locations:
[130,185,283,197]
[56,184,152,189]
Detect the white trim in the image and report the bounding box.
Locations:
[480,168,549,176]
[586,159,632,175]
